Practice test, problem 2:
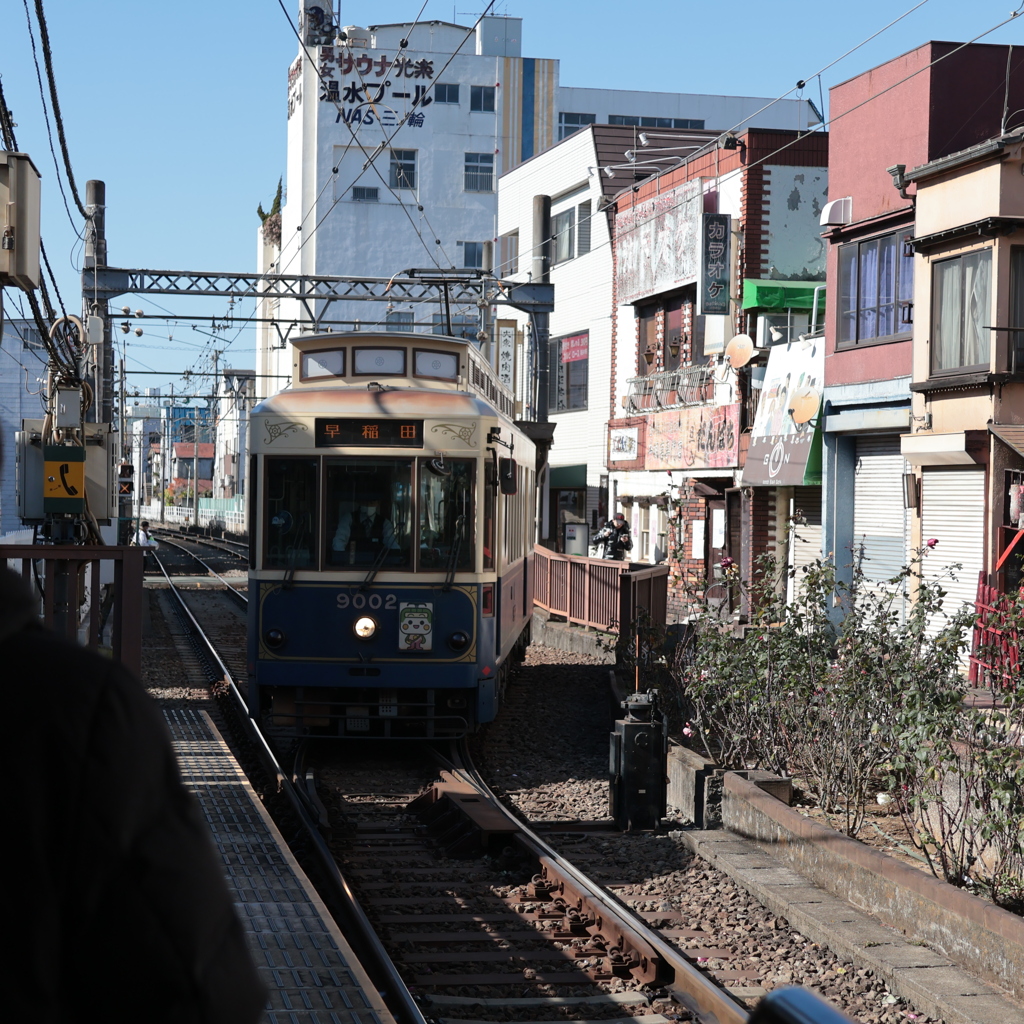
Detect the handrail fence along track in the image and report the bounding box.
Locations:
[2,545,143,676]
[533,544,668,632]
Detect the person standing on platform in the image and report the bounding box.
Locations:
[0,566,265,1024]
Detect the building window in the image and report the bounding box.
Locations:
[637,304,658,375]
[464,152,494,192]
[386,311,414,332]
[837,230,914,347]
[576,200,591,256]
[432,313,479,339]
[551,208,575,264]
[1010,247,1024,373]
[497,232,519,276]
[558,112,596,140]
[931,248,992,373]
[434,82,459,103]
[548,332,589,411]
[351,186,379,202]
[389,149,416,189]
[608,115,705,129]
[470,85,495,112]
[460,241,485,269]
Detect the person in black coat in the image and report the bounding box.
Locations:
[0,566,265,1024]
[592,512,633,560]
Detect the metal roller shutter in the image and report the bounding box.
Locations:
[854,436,909,580]
[789,486,822,602]
[921,467,985,637]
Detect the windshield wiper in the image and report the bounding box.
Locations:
[442,514,465,592]
[360,538,393,591]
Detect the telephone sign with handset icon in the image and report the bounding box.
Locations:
[43,445,86,513]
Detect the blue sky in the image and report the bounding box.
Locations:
[2,0,1021,397]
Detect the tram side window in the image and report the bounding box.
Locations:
[419,458,475,572]
[483,461,495,571]
[325,459,413,568]
[264,458,319,569]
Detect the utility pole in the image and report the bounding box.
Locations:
[83,180,111,425]
[193,410,199,531]
[211,349,222,498]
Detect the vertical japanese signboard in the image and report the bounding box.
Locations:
[496,320,516,390]
[698,213,731,316]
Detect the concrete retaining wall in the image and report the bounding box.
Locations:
[722,771,1024,1002]
[531,610,616,662]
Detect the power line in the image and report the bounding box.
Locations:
[29,0,87,219]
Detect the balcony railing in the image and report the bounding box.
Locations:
[623,364,728,415]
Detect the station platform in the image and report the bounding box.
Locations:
[165,708,395,1024]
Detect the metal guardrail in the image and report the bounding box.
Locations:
[2,545,143,676]
[533,544,668,632]
[623,364,718,414]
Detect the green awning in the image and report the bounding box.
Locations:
[549,464,588,488]
[742,279,826,311]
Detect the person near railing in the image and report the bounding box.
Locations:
[592,513,633,560]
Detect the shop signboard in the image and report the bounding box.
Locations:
[742,338,823,486]
[644,403,741,471]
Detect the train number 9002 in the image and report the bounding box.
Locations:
[336,592,397,610]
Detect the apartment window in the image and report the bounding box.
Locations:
[497,232,519,276]
[389,149,416,189]
[931,248,992,373]
[548,331,588,411]
[386,311,414,332]
[460,241,484,269]
[464,152,494,192]
[608,115,705,129]
[558,112,596,140]
[576,201,591,256]
[351,186,379,202]
[837,229,914,347]
[551,208,575,264]
[470,85,495,112]
[434,82,459,103]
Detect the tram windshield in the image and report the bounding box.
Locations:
[325,459,413,568]
[264,458,318,568]
[419,458,474,572]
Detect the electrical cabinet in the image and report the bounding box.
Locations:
[17,420,116,523]
[0,152,42,290]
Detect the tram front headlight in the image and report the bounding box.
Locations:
[353,615,377,640]
[448,630,470,651]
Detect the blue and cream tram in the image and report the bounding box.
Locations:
[247,331,537,738]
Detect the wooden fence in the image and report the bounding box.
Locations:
[532,545,668,632]
[2,545,144,677]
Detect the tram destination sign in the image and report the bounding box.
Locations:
[315,418,423,447]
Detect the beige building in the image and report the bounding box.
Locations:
[901,129,1024,612]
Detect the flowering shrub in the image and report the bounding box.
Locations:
[668,534,1023,906]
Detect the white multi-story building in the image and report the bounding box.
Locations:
[256,9,817,398]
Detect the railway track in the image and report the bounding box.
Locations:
[317,742,802,1024]
[144,562,856,1024]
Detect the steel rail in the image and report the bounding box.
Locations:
[150,534,248,606]
[451,739,749,1024]
[149,552,428,1024]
